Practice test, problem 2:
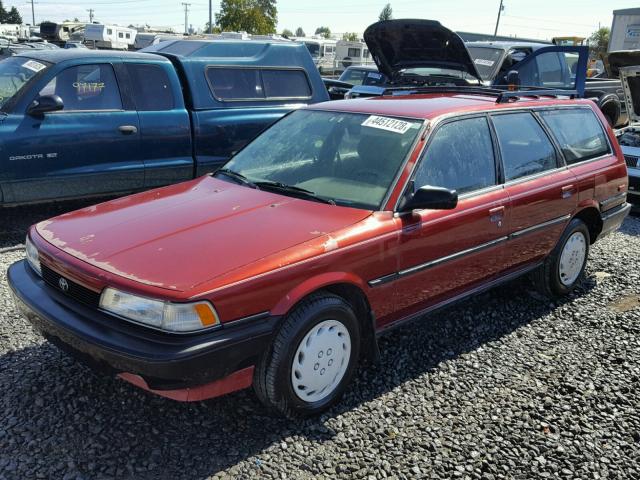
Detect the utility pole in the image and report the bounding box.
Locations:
[208,0,212,34]
[87,8,94,23]
[30,0,35,26]
[493,0,504,38]
[181,2,191,35]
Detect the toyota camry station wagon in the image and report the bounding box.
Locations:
[9,88,630,417]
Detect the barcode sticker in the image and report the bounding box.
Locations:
[22,60,46,72]
[361,115,411,134]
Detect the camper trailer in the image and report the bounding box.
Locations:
[334,39,373,72]
[84,24,136,50]
[297,37,336,74]
[39,21,85,46]
[0,24,30,42]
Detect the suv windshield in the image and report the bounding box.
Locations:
[467,47,504,81]
[0,57,49,110]
[221,109,423,209]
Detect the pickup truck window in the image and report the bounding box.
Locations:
[0,57,48,110]
[38,64,122,111]
[518,52,572,88]
[415,117,496,194]
[492,112,557,181]
[539,109,610,164]
[126,64,174,111]
[206,67,311,101]
[222,109,422,209]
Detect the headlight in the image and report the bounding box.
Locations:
[99,288,220,333]
[25,235,41,276]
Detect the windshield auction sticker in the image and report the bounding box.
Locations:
[362,115,412,134]
[22,60,46,73]
[474,59,495,67]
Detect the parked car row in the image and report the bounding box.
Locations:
[4,19,633,418]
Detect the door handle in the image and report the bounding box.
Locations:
[561,184,575,199]
[118,125,138,134]
[489,206,505,225]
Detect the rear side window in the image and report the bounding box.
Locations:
[126,64,175,111]
[539,109,610,164]
[38,64,122,111]
[415,116,496,194]
[492,113,557,181]
[206,67,312,101]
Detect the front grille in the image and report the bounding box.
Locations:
[41,264,101,308]
[625,155,639,168]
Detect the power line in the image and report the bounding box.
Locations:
[493,0,504,37]
[181,2,191,34]
[87,8,94,23]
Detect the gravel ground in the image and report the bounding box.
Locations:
[0,203,639,480]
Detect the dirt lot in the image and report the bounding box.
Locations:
[1,202,639,479]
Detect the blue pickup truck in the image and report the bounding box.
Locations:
[0,40,328,205]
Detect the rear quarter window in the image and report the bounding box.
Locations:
[206,67,312,101]
[126,64,175,111]
[539,108,610,164]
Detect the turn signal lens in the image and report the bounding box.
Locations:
[25,235,42,276]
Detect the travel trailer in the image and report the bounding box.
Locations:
[84,24,136,50]
[297,37,336,74]
[334,39,374,72]
[39,21,85,46]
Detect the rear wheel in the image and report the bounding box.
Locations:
[534,218,590,297]
[254,293,360,417]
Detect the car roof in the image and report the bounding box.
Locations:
[465,41,550,51]
[15,49,163,63]
[308,93,592,120]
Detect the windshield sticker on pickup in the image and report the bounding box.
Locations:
[22,60,46,73]
[362,115,412,134]
[474,59,495,67]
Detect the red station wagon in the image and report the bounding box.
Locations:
[9,89,630,417]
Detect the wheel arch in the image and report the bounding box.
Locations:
[573,205,602,244]
[271,273,380,363]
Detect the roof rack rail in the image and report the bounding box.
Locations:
[495,89,579,103]
[380,85,580,103]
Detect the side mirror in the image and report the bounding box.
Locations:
[399,185,458,212]
[506,70,521,90]
[27,94,64,116]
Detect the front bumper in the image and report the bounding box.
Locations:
[8,260,278,392]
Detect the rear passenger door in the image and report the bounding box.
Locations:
[392,116,511,317]
[491,111,578,270]
[125,62,193,187]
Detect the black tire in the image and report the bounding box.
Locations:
[254,293,360,418]
[534,218,590,297]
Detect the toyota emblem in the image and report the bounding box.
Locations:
[58,277,69,292]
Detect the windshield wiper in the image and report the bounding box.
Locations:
[254,181,335,205]
[214,168,257,188]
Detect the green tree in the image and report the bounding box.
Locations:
[315,26,331,39]
[342,32,358,41]
[5,6,21,24]
[295,26,305,37]
[589,27,610,58]
[216,0,277,35]
[281,28,293,38]
[378,3,392,21]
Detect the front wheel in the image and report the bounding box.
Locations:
[254,293,360,417]
[534,218,590,297]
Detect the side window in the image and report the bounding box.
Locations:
[539,109,610,164]
[38,64,122,111]
[118,32,124,39]
[492,112,557,181]
[415,117,496,195]
[107,29,113,35]
[206,68,311,100]
[517,52,572,88]
[126,64,175,111]
[347,48,361,57]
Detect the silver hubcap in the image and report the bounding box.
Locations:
[291,319,351,403]
[559,231,587,286]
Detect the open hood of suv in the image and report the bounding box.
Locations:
[610,51,640,124]
[364,19,481,81]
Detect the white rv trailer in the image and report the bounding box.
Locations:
[84,24,136,50]
[609,8,640,52]
[334,39,374,72]
[0,24,30,42]
[296,37,337,74]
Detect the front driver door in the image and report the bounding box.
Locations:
[388,115,511,322]
[2,62,143,204]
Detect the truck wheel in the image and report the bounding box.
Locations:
[254,293,360,418]
[534,218,590,297]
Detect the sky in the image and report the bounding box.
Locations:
[12,0,639,41]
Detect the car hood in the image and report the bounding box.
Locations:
[363,19,481,81]
[35,176,372,293]
[608,50,640,78]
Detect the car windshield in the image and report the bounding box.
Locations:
[0,56,49,110]
[221,109,423,210]
[467,47,504,81]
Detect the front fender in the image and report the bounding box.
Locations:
[271,271,368,316]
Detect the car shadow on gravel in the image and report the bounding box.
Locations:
[0,275,596,479]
